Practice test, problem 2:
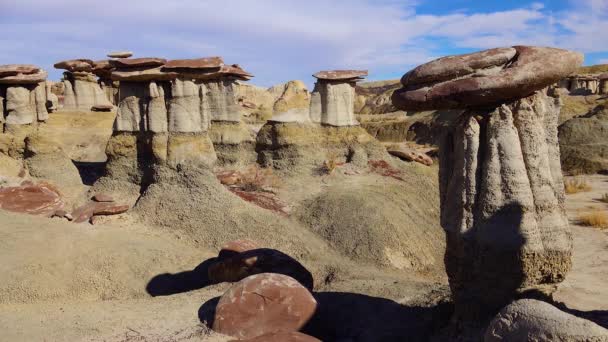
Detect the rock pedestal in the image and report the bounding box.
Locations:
[392,46,582,321]
[54,59,114,112]
[599,73,608,95]
[310,70,367,126]
[92,59,118,105]
[0,64,49,133]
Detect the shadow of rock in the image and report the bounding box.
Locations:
[555,303,608,329]
[146,258,217,296]
[198,296,221,327]
[72,160,106,186]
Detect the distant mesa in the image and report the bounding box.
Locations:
[107,51,133,59]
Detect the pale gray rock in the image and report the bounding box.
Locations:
[310,81,358,126]
[168,79,202,132]
[114,82,147,132]
[45,81,58,112]
[4,86,35,125]
[107,51,133,58]
[61,78,112,112]
[485,299,608,341]
[33,82,48,121]
[147,82,168,133]
[440,90,572,318]
[204,79,241,122]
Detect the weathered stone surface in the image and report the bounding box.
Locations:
[176,64,253,81]
[234,332,321,342]
[163,57,224,70]
[147,82,169,133]
[93,193,114,202]
[33,82,48,121]
[45,81,59,112]
[92,60,113,79]
[54,59,95,72]
[0,64,40,77]
[0,70,48,84]
[439,90,572,319]
[204,79,242,122]
[166,133,217,168]
[91,104,113,112]
[392,46,583,110]
[4,86,36,125]
[114,82,147,132]
[558,111,608,174]
[386,143,433,166]
[212,273,317,339]
[484,299,608,341]
[111,66,177,82]
[208,248,314,289]
[313,70,368,81]
[168,79,203,132]
[61,78,112,112]
[110,58,166,68]
[71,201,129,223]
[310,82,358,126]
[269,80,311,123]
[0,182,64,217]
[107,51,133,58]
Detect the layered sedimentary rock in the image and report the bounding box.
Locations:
[559,74,601,95]
[92,59,118,105]
[267,80,311,123]
[54,59,113,111]
[392,46,582,320]
[0,64,49,133]
[310,70,367,126]
[599,73,608,95]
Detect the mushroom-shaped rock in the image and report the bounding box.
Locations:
[53,59,95,73]
[110,57,167,69]
[92,60,113,78]
[233,331,321,342]
[107,51,133,58]
[392,46,583,111]
[208,248,314,290]
[0,70,48,84]
[0,64,40,77]
[313,69,368,81]
[390,46,582,321]
[485,299,608,341]
[212,273,317,340]
[163,56,224,70]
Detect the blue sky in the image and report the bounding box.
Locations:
[0,0,607,87]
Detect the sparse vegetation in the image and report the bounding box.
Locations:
[319,152,343,175]
[578,209,608,229]
[577,64,608,74]
[564,177,592,194]
[368,160,405,181]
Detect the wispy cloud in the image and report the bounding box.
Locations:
[0,0,606,86]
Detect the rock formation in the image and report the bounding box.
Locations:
[599,73,608,94]
[0,64,49,133]
[559,109,608,174]
[92,59,118,105]
[310,70,367,126]
[392,46,582,321]
[54,59,113,111]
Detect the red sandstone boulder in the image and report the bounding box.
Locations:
[0,183,64,217]
[110,57,167,68]
[92,193,114,202]
[213,273,317,340]
[208,247,314,290]
[386,144,433,166]
[71,201,129,223]
[0,64,40,77]
[232,331,321,342]
[0,70,48,84]
[163,57,224,70]
[218,239,260,259]
[313,70,368,81]
[53,59,95,72]
[392,46,583,110]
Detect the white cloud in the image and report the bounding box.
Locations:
[0,0,606,86]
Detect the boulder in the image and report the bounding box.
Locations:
[0,182,64,217]
[212,273,317,340]
[163,56,224,70]
[392,46,583,111]
[71,200,129,223]
[313,70,368,81]
[53,59,95,72]
[0,70,48,85]
[92,194,114,202]
[484,299,608,341]
[233,332,321,342]
[208,248,314,289]
[386,143,433,166]
[107,51,133,58]
[110,57,167,68]
[0,64,40,77]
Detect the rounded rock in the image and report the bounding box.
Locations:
[107,51,133,58]
[392,46,583,111]
[212,273,317,340]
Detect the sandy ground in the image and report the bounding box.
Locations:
[555,175,608,317]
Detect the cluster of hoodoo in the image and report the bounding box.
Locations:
[558,73,608,95]
[104,56,253,184]
[392,46,582,323]
[0,64,51,133]
[54,59,114,112]
[257,70,386,171]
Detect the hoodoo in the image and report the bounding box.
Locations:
[54,59,113,111]
[392,46,583,320]
[310,70,367,126]
[0,64,49,133]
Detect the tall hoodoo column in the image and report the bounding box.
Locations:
[54,59,113,111]
[0,64,49,133]
[310,70,367,126]
[392,46,583,319]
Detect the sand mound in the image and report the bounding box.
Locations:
[296,162,445,274]
[0,210,210,304]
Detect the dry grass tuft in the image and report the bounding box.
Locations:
[319,152,344,175]
[564,177,592,194]
[578,209,608,229]
[599,193,608,204]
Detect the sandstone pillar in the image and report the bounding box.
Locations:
[392,46,582,320]
[0,64,49,133]
[309,70,367,126]
[54,59,113,111]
